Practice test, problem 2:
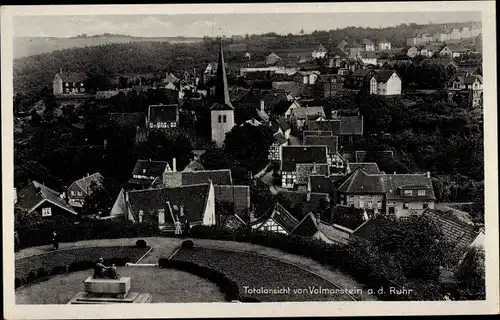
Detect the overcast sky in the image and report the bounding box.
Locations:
[14,12,481,38]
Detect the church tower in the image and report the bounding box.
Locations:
[210,40,235,148]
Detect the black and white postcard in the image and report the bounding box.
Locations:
[2,2,498,318]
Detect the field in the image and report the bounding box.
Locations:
[15,246,150,279]
[172,247,354,302]
[16,267,225,304]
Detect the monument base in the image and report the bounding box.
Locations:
[68,291,152,304]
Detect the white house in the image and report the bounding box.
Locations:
[377,39,392,51]
[312,44,328,59]
[369,70,402,96]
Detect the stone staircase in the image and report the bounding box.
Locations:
[69,292,152,304]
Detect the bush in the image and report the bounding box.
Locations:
[68,260,95,273]
[51,265,67,275]
[136,239,148,248]
[15,277,24,289]
[181,240,194,249]
[158,258,240,301]
[26,271,37,284]
[36,268,49,280]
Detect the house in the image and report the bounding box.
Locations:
[291,212,353,245]
[434,32,451,42]
[290,106,326,133]
[15,181,78,219]
[266,52,282,66]
[53,68,86,95]
[406,34,432,46]
[183,157,205,172]
[312,44,328,59]
[345,40,364,58]
[420,43,444,58]
[382,172,436,218]
[360,39,375,51]
[250,202,299,234]
[67,173,105,208]
[211,41,235,148]
[110,182,216,232]
[292,71,320,85]
[333,168,386,213]
[406,45,420,58]
[347,162,381,174]
[439,43,468,58]
[271,99,302,121]
[303,135,346,173]
[447,73,483,107]
[351,69,375,89]
[295,163,330,191]
[268,131,288,162]
[162,168,250,215]
[377,39,392,51]
[280,145,328,189]
[307,116,364,146]
[450,28,461,40]
[269,117,291,139]
[147,104,179,129]
[369,70,402,96]
[128,159,173,189]
[314,74,345,98]
[108,112,148,144]
[359,51,378,66]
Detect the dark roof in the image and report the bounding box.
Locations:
[277,117,291,132]
[348,163,381,174]
[292,107,325,119]
[308,175,335,194]
[131,160,170,178]
[281,145,328,171]
[308,120,341,134]
[229,87,251,102]
[109,113,146,128]
[214,185,251,213]
[57,71,86,83]
[423,209,481,252]
[291,212,320,237]
[181,169,232,186]
[279,190,330,217]
[303,130,334,137]
[251,202,299,233]
[318,74,345,83]
[352,69,372,78]
[374,70,397,83]
[335,168,386,194]
[352,216,393,241]
[127,183,210,223]
[16,181,77,215]
[382,173,436,201]
[273,131,288,145]
[360,38,375,45]
[444,43,468,52]
[296,163,330,185]
[210,102,234,111]
[72,173,105,193]
[339,116,363,135]
[272,100,296,116]
[148,104,178,123]
[212,41,234,109]
[303,135,339,154]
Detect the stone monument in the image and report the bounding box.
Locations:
[68,259,152,304]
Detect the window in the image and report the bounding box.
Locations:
[42,207,52,217]
[218,115,222,123]
[77,191,82,196]
[65,83,69,87]
[368,200,373,209]
[71,191,75,196]
[223,115,227,123]
[418,190,426,196]
[403,203,409,209]
[139,210,144,223]
[377,201,382,209]
[404,190,413,196]
[423,203,429,209]
[349,199,355,207]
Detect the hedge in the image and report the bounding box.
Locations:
[158,258,258,302]
[15,256,132,290]
[136,239,148,248]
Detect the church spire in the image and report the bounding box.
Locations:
[214,39,233,109]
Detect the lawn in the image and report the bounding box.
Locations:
[16,267,225,304]
[172,247,353,302]
[15,246,150,280]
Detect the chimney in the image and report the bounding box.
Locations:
[427,171,431,178]
[307,190,311,202]
[180,205,185,217]
[59,68,62,74]
[125,191,129,203]
[260,100,265,113]
[172,158,177,172]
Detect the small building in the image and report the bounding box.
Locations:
[280,145,328,189]
[290,106,326,133]
[303,135,346,173]
[291,212,353,245]
[147,104,179,129]
[420,43,444,58]
[128,159,174,189]
[360,39,375,52]
[377,39,392,51]
[369,70,402,96]
[351,69,375,89]
[439,43,469,58]
[250,202,300,234]
[314,74,345,98]
[53,68,86,95]
[447,72,483,107]
[292,71,320,85]
[269,117,291,140]
[268,131,288,162]
[67,173,105,208]
[266,52,282,66]
[406,45,421,58]
[16,181,78,219]
[271,99,302,121]
[312,44,328,59]
[110,182,216,232]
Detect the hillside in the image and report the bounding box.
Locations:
[14,35,204,59]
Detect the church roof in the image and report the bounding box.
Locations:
[211,40,234,111]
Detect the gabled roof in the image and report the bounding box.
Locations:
[131,159,170,178]
[281,145,328,171]
[251,202,299,233]
[126,183,210,223]
[464,74,483,85]
[352,69,373,78]
[56,71,86,83]
[382,173,436,200]
[335,168,386,194]
[292,107,325,119]
[423,209,481,253]
[303,135,339,154]
[292,212,320,237]
[443,43,468,53]
[373,70,398,83]
[229,87,251,103]
[360,39,375,45]
[273,100,297,116]
[276,117,291,132]
[339,116,363,135]
[352,216,393,241]
[72,173,105,193]
[308,175,335,194]
[181,169,232,186]
[183,159,205,172]
[296,163,330,185]
[266,52,281,65]
[163,73,180,83]
[148,104,178,123]
[16,181,77,215]
[273,131,288,145]
[348,162,381,174]
[314,44,328,53]
[308,120,341,134]
[109,112,146,128]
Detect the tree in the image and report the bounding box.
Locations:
[454,247,485,300]
[224,123,275,173]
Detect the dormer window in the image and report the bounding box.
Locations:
[404,190,413,196]
[418,190,426,196]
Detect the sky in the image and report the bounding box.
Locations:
[13,12,481,38]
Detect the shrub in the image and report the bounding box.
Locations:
[158,258,240,301]
[181,240,194,249]
[51,265,67,275]
[68,260,94,272]
[15,277,24,289]
[26,271,37,284]
[136,239,148,248]
[36,268,49,280]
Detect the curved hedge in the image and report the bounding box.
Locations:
[158,258,259,303]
